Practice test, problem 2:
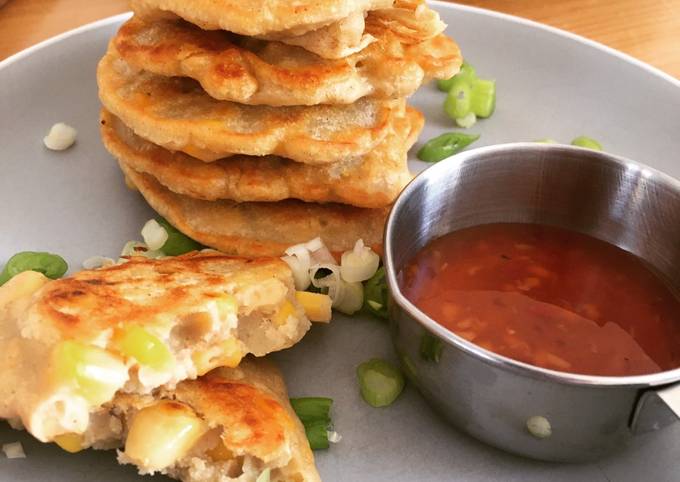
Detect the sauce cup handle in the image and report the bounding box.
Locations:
[631,383,680,435]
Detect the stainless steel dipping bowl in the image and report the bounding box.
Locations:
[384,143,680,462]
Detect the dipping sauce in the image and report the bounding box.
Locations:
[400,223,680,376]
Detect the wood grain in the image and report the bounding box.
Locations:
[0,0,678,78]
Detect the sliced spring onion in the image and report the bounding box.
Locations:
[333,280,364,315]
[340,239,379,283]
[327,430,342,443]
[282,252,312,291]
[120,241,163,260]
[363,266,388,319]
[357,358,405,408]
[534,138,559,144]
[437,60,477,92]
[419,333,444,363]
[141,219,169,251]
[156,217,203,255]
[470,78,496,118]
[290,397,333,450]
[444,77,472,120]
[290,397,332,425]
[571,136,603,151]
[0,251,68,286]
[304,419,330,450]
[455,112,477,128]
[417,132,480,163]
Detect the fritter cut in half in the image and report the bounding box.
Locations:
[101,107,424,208]
[130,0,393,59]
[54,358,320,481]
[120,164,388,258]
[111,6,460,105]
[0,253,312,443]
[97,52,401,164]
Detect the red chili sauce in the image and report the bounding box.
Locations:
[399,223,680,376]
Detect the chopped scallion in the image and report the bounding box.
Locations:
[437,60,477,92]
[417,132,480,163]
[289,397,332,425]
[363,266,388,319]
[444,77,473,120]
[419,333,444,363]
[571,136,603,151]
[156,217,204,255]
[357,359,405,408]
[290,397,333,450]
[0,251,68,286]
[470,78,496,118]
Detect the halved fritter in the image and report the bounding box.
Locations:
[130,0,393,59]
[120,163,388,258]
[56,358,320,482]
[101,106,423,207]
[111,9,459,105]
[0,253,312,442]
[97,52,402,164]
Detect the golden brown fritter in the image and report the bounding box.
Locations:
[130,0,393,58]
[97,52,402,163]
[101,107,423,207]
[110,12,460,105]
[121,163,388,258]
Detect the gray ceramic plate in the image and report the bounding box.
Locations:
[1,2,679,481]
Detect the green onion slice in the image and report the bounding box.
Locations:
[417,132,480,163]
[437,60,477,92]
[155,217,204,255]
[290,397,333,450]
[571,136,603,151]
[357,358,405,408]
[289,397,332,425]
[0,251,68,286]
[419,333,444,363]
[304,419,330,450]
[470,78,496,118]
[444,77,473,120]
[363,266,388,319]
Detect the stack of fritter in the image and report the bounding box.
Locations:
[98,0,462,257]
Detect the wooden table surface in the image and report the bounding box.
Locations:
[1,0,678,79]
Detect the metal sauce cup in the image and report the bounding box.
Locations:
[384,143,680,462]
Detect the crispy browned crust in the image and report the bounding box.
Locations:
[34,252,290,341]
[101,107,423,207]
[110,14,461,105]
[120,163,388,258]
[97,51,402,164]
[130,0,392,37]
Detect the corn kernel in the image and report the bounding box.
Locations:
[50,341,128,406]
[295,291,332,322]
[192,339,243,376]
[124,401,207,471]
[113,325,174,371]
[271,300,296,326]
[216,294,238,319]
[0,270,49,306]
[54,433,84,453]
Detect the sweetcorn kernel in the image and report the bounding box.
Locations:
[125,401,207,471]
[271,300,296,326]
[54,433,84,453]
[295,291,332,322]
[192,338,243,376]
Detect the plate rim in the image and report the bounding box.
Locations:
[1,2,678,90]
